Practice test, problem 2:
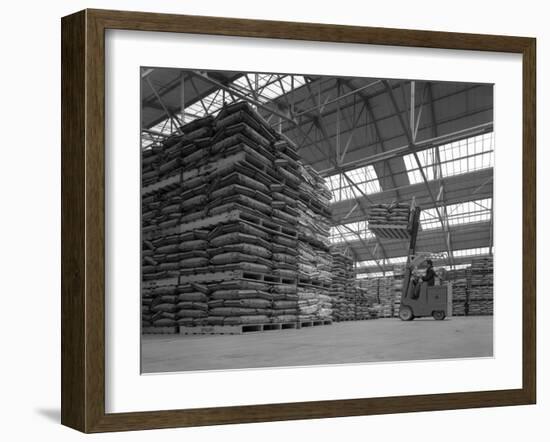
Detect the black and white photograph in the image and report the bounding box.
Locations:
[140,68,494,373]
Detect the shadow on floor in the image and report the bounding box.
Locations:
[35,408,60,423]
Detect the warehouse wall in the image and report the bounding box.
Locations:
[0,1,546,441]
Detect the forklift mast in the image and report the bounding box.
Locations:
[403,206,422,299]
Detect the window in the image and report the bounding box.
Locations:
[440,264,471,271]
[387,256,407,264]
[453,247,492,258]
[446,198,492,226]
[365,272,385,278]
[404,133,494,185]
[356,259,379,268]
[421,198,492,231]
[326,165,381,203]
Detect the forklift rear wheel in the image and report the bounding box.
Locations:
[432,310,446,321]
[399,306,414,321]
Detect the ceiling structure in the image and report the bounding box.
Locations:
[141,67,494,274]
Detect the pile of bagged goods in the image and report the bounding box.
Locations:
[444,267,468,315]
[330,252,379,321]
[296,163,333,322]
[467,256,493,315]
[392,266,405,317]
[141,102,335,333]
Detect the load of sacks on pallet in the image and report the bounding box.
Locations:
[467,256,493,316]
[366,203,411,227]
[141,102,336,330]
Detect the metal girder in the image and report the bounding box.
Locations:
[292,79,382,119]
[294,82,392,262]
[382,79,454,265]
[145,77,183,134]
[333,226,363,265]
[295,80,391,263]
[288,83,489,160]
[190,71,334,163]
[336,224,386,273]
[338,79,402,196]
[318,122,492,176]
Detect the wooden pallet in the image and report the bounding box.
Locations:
[141,151,249,196]
[369,224,411,240]
[142,326,179,334]
[229,270,297,285]
[297,278,331,289]
[296,319,332,328]
[180,322,298,335]
[142,277,179,289]
[143,207,298,241]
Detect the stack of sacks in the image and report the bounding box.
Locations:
[332,296,355,321]
[357,277,380,305]
[367,202,411,227]
[140,117,216,333]
[271,284,299,324]
[296,287,333,321]
[392,266,405,317]
[354,288,371,320]
[142,102,309,329]
[368,305,381,318]
[204,103,301,314]
[378,276,395,318]
[296,163,333,289]
[158,230,209,278]
[467,256,493,316]
[141,145,161,187]
[176,283,209,326]
[445,267,468,316]
[206,280,274,326]
[207,222,273,275]
[158,117,215,181]
[142,285,179,329]
[317,293,333,319]
[329,250,356,321]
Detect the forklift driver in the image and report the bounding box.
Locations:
[412,259,437,299]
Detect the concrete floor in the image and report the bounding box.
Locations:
[141,316,493,373]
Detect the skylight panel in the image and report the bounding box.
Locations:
[404,132,494,185]
[326,165,381,203]
[356,259,379,268]
[453,247,491,258]
[446,198,492,227]
[420,207,441,230]
[387,256,407,264]
[420,198,492,231]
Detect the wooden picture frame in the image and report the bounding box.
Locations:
[61,8,536,433]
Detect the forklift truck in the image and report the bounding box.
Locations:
[370,202,452,321]
[398,205,452,321]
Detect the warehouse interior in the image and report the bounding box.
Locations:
[140,68,494,373]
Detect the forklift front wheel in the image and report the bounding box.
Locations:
[399,306,414,321]
[432,310,446,321]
